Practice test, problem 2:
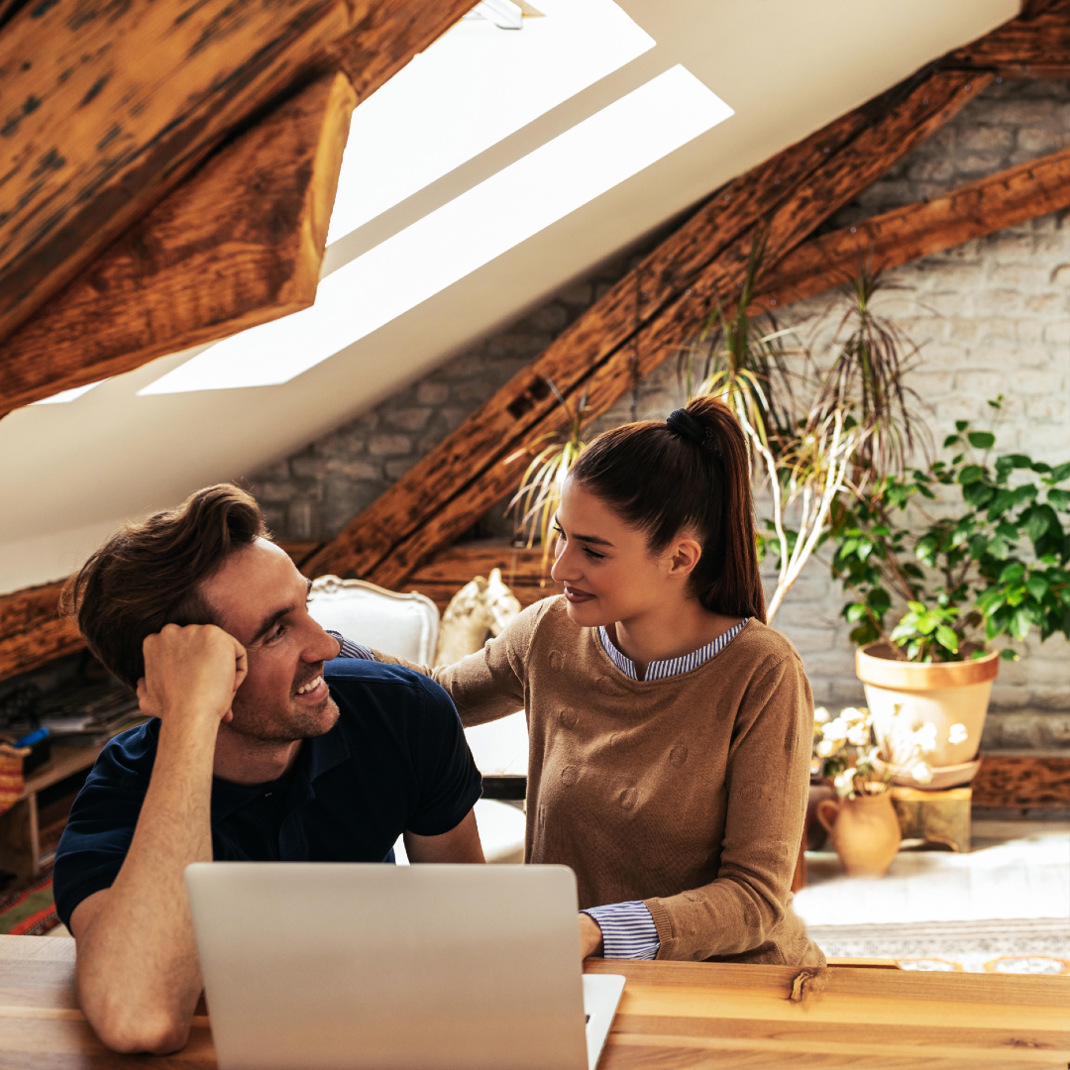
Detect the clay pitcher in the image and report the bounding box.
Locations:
[816,792,901,878]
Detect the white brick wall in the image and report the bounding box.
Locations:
[249,80,1070,745]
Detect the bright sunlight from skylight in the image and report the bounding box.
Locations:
[140,66,732,395]
[31,382,103,405]
[325,0,655,244]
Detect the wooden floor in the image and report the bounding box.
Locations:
[796,820,1070,928]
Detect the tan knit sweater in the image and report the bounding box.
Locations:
[377,596,823,966]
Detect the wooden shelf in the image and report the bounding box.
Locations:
[2,744,101,883]
[16,744,102,803]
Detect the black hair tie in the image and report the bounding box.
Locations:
[667,408,711,450]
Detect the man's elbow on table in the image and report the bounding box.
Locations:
[80,990,192,1056]
[70,894,194,1055]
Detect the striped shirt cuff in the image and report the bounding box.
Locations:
[581,901,660,960]
[327,631,375,661]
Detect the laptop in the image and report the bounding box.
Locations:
[185,863,626,1070]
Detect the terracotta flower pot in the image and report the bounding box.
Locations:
[816,791,901,878]
[856,642,999,785]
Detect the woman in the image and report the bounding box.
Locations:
[369,396,822,966]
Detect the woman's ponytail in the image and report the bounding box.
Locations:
[679,396,766,622]
[570,396,766,622]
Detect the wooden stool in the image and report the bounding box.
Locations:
[890,785,972,853]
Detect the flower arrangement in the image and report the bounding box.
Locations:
[812,704,963,798]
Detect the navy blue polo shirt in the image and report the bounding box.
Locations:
[52,658,482,928]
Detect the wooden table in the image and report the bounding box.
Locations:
[1,935,1067,1068]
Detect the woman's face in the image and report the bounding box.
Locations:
[549,477,700,627]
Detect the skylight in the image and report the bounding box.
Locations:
[140,66,732,395]
[325,0,655,244]
[31,382,103,405]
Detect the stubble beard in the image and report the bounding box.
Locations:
[227,690,340,743]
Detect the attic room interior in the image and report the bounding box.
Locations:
[1,0,1069,1065]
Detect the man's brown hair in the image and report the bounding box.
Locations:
[66,484,269,689]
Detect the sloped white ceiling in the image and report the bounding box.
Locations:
[0,0,1016,593]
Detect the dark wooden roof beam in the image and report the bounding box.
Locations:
[941,0,1070,77]
[0,0,478,358]
[0,72,356,417]
[753,145,1070,313]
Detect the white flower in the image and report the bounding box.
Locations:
[834,768,856,797]
[914,723,937,753]
[840,707,866,724]
[948,723,968,746]
[847,722,871,748]
[816,738,840,758]
[910,761,933,784]
[814,706,830,725]
[824,718,850,744]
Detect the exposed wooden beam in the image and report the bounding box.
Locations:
[334,0,480,102]
[405,541,559,612]
[943,1,1070,77]
[751,145,1070,314]
[0,0,357,347]
[0,72,356,417]
[0,580,82,682]
[0,0,475,416]
[302,70,992,587]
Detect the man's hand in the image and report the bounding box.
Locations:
[578,912,604,959]
[137,624,247,727]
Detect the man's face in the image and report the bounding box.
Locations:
[200,538,341,742]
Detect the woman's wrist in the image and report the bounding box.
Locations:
[578,912,605,958]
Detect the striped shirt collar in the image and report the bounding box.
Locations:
[598,619,749,682]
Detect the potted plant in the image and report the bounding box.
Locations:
[831,401,1070,785]
[812,704,936,877]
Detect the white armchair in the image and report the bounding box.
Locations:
[308,576,439,664]
[308,574,526,864]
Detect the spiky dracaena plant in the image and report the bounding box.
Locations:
[683,245,925,621]
[507,381,588,576]
[681,230,796,463]
[817,267,929,489]
[683,232,852,622]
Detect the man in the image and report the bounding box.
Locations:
[53,485,484,1055]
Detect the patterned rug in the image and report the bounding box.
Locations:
[810,917,1070,974]
[0,873,60,936]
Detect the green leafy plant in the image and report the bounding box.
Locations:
[831,400,1070,662]
[507,381,588,573]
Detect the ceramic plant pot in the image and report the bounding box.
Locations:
[856,642,999,786]
[816,791,901,878]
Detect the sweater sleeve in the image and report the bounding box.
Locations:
[643,651,813,962]
[370,599,551,728]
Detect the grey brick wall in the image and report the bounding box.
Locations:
[248,79,1070,746]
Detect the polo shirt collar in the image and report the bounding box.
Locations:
[209,709,351,821]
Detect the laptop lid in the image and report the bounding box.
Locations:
[185,863,590,1070]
